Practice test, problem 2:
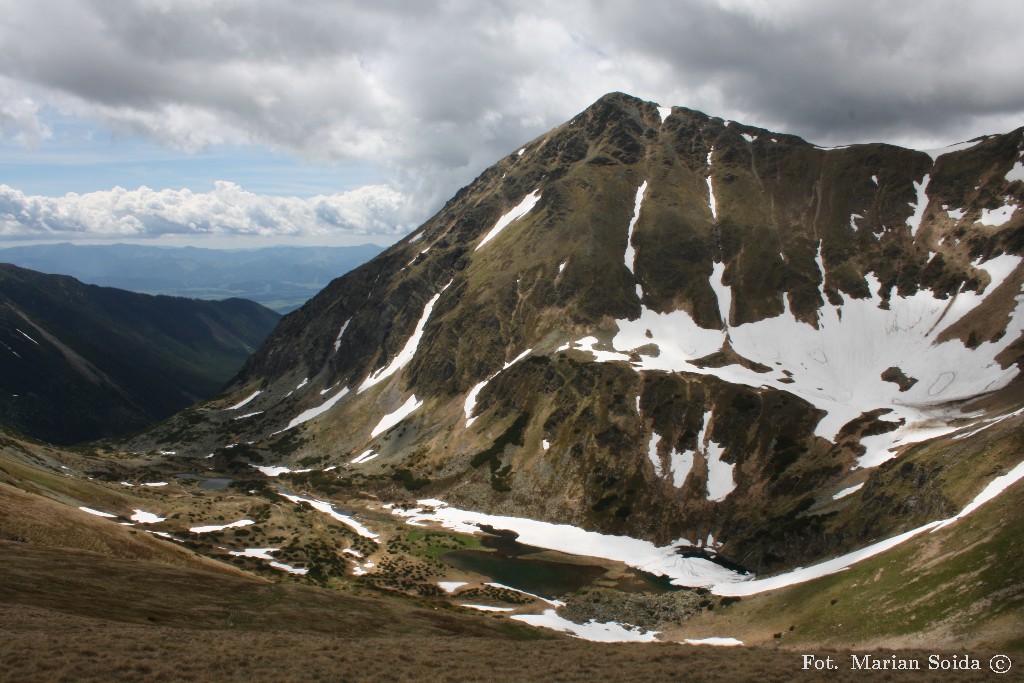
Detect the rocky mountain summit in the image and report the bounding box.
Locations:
[138,92,1024,576]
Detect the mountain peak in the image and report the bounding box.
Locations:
[136,95,1024,577]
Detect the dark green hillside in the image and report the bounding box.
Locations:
[0,264,280,444]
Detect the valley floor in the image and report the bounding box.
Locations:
[1,603,1007,683]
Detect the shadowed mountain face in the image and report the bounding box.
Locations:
[135,93,1024,575]
[0,264,281,444]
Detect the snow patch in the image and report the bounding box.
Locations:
[624,181,647,277]
[464,349,532,426]
[905,174,930,236]
[358,281,451,393]
[281,492,379,540]
[704,439,734,502]
[646,433,663,477]
[670,447,694,488]
[252,465,294,477]
[1007,160,1024,183]
[334,319,351,352]
[740,133,756,143]
[980,204,1016,227]
[278,387,350,433]
[130,509,165,524]
[683,637,744,647]
[512,610,659,643]
[476,190,542,251]
[370,395,423,437]
[79,506,116,518]
[350,450,378,464]
[461,604,515,612]
[190,519,254,533]
[706,148,717,220]
[228,390,261,410]
[464,380,488,427]
[946,206,966,221]
[438,581,467,593]
[229,547,308,575]
[486,582,564,607]
[832,483,864,500]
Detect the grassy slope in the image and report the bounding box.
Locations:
[666,468,1024,652]
[0,428,1018,682]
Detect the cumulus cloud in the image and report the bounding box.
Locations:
[0,0,1022,235]
[0,182,410,240]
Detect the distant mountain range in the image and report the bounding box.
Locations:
[0,242,384,313]
[0,263,281,444]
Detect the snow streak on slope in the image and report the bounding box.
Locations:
[705,439,734,502]
[648,430,695,488]
[647,433,663,477]
[475,190,542,250]
[334,319,351,352]
[463,348,532,427]
[227,390,260,410]
[229,547,308,575]
[833,483,864,500]
[706,148,717,220]
[281,492,379,540]
[370,395,423,437]
[711,456,1024,596]
[358,280,452,393]
[684,637,744,646]
[906,174,930,236]
[670,446,694,488]
[564,251,1024,459]
[277,387,350,433]
[190,519,253,533]
[79,506,116,518]
[624,181,647,279]
[350,449,378,464]
[512,610,660,643]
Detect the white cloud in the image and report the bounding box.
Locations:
[0,0,1022,237]
[0,182,409,239]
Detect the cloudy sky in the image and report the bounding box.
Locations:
[1,0,1022,247]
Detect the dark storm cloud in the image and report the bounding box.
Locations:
[580,0,1024,145]
[0,0,1021,238]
